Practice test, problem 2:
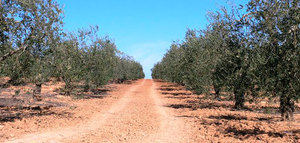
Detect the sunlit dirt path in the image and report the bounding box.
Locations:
[5,79,195,143]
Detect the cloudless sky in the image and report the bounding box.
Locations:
[58,0,248,79]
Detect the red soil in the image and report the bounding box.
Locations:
[0,79,299,142]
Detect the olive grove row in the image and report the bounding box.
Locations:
[152,0,299,120]
[0,0,144,97]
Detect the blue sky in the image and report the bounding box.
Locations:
[58,0,248,79]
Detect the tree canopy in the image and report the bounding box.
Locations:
[152,0,299,120]
[0,0,144,98]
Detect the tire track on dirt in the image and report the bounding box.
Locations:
[68,79,160,142]
[144,81,192,143]
[5,79,194,143]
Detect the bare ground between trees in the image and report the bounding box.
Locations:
[0,79,299,142]
[1,79,198,142]
[156,80,300,143]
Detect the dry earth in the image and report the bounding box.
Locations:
[0,79,299,143]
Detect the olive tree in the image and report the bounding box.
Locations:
[247,0,299,120]
[0,0,63,100]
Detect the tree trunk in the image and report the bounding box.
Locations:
[234,87,245,109]
[33,83,42,101]
[64,82,72,96]
[214,85,221,101]
[83,83,90,92]
[8,74,22,85]
[280,94,294,121]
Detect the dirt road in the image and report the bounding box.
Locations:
[4,79,197,143]
[2,79,299,142]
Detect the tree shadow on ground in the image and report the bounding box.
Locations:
[161,92,192,96]
[200,119,223,126]
[251,106,281,115]
[160,84,181,88]
[0,110,72,123]
[159,84,235,110]
[0,96,67,107]
[74,93,107,99]
[159,87,185,91]
[159,87,178,91]
[197,101,233,109]
[0,95,71,123]
[165,104,194,109]
[165,103,230,110]
[165,96,193,99]
[0,98,25,107]
[0,83,11,88]
[90,88,111,95]
[205,114,285,124]
[176,115,197,118]
[209,114,248,120]
[224,127,289,138]
[165,99,233,110]
[166,98,270,113]
[199,117,299,141]
[0,106,72,123]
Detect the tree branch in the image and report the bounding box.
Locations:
[0,46,27,62]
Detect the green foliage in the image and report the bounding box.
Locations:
[152,0,299,120]
[0,0,144,97]
[52,27,144,95]
[113,55,145,83]
[0,0,63,85]
[52,37,83,95]
[246,0,299,120]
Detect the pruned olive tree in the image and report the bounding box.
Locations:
[0,0,63,100]
[247,0,299,120]
[53,27,145,95]
[152,0,299,120]
[52,36,83,95]
[0,0,144,99]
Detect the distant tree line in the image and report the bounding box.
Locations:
[0,0,144,98]
[152,0,299,120]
